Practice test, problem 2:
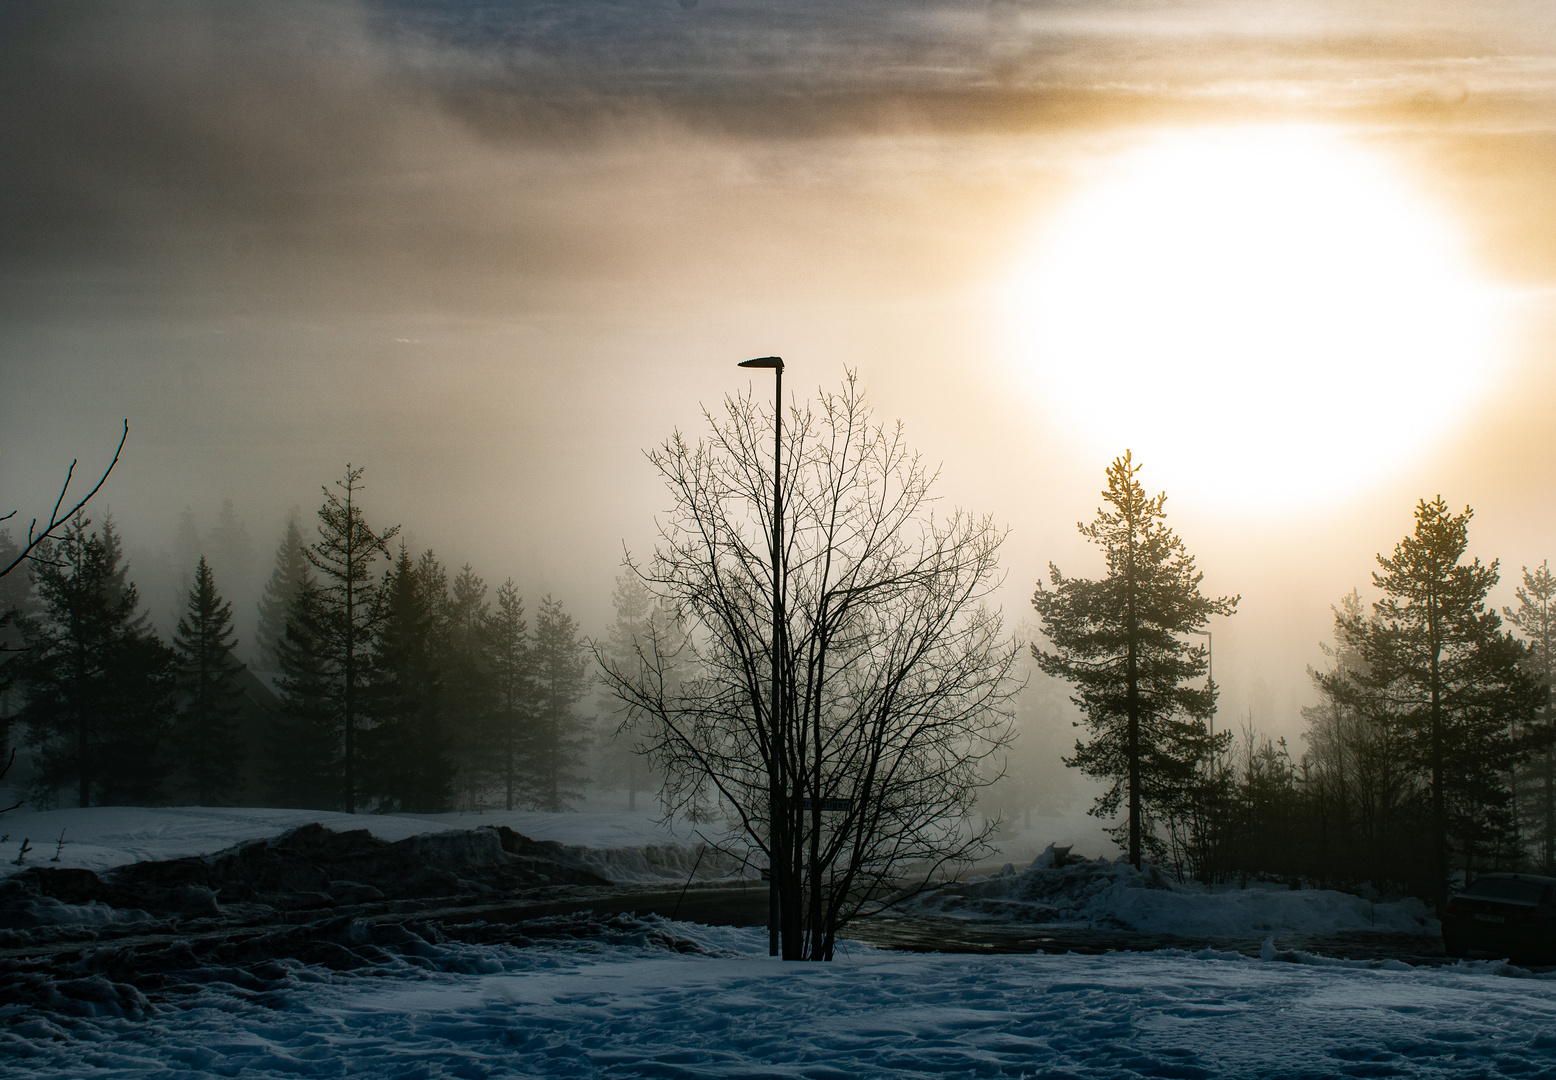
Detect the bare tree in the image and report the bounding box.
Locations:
[599,372,1018,961]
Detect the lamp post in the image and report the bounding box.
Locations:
[1189,628,1214,778]
[739,355,784,957]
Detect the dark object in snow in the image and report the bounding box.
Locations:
[50,828,67,862]
[11,838,30,866]
[1441,872,1556,962]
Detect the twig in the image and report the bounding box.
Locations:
[50,828,67,862]
[11,838,31,866]
[0,420,128,579]
[670,844,708,921]
[0,748,19,816]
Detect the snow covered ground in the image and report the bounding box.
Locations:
[4,807,1441,938]
[0,805,740,884]
[5,919,1555,1078]
[911,845,1440,939]
[4,807,1553,1076]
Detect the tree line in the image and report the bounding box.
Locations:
[5,396,1550,932]
[0,465,600,814]
[1032,458,1552,906]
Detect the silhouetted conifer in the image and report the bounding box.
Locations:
[18,516,175,807]
[441,563,494,806]
[1032,452,1238,868]
[1506,561,1556,872]
[1362,498,1542,904]
[364,546,453,813]
[256,512,307,672]
[596,573,670,812]
[267,569,342,809]
[303,466,398,812]
[0,530,41,758]
[527,594,590,812]
[171,556,246,805]
[487,580,530,810]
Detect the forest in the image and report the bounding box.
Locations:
[0,465,653,820]
[1,449,1552,910]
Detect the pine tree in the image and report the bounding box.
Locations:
[204,498,254,591]
[0,530,41,759]
[266,569,342,810]
[1505,561,1556,871]
[364,546,453,812]
[1301,591,1425,885]
[255,512,308,673]
[597,573,671,812]
[488,579,529,811]
[18,515,176,807]
[441,564,493,806]
[528,594,589,812]
[1032,452,1238,868]
[171,556,246,805]
[304,466,399,813]
[1365,498,1542,902]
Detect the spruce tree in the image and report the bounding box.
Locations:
[488,579,530,810]
[255,512,308,673]
[597,573,672,811]
[528,595,590,812]
[441,563,493,805]
[18,515,176,806]
[171,556,246,805]
[1505,561,1556,871]
[1032,452,1238,868]
[0,530,40,757]
[267,569,342,810]
[304,466,399,813]
[204,498,254,590]
[1366,498,1542,902]
[364,546,453,813]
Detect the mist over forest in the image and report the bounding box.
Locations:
[5,0,1556,879]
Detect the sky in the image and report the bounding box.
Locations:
[3,0,1556,753]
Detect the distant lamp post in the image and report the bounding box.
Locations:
[738,355,784,957]
[1189,629,1215,778]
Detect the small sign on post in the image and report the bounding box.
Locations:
[800,798,853,812]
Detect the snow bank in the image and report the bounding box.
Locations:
[0,805,742,885]
[912,844,1438,937]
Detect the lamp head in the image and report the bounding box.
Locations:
[738,356,784,370]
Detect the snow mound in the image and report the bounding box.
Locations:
[911,843,1438,938]
[0,805,744,886]
[0,822,616,947]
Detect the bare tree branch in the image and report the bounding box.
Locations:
[0,420,129,579]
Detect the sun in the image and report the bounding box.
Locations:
[1003,125,1508,512]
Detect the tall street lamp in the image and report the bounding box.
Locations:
[739,355,784,957]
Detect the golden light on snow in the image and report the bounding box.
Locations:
[1003,125,1509,511]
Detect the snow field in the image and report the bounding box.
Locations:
[4,923,1555,1078]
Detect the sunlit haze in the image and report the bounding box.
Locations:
[4,0,1556,754]
[1004,125,1509,511]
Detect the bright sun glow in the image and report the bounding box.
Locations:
[1004,125,1508,511]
